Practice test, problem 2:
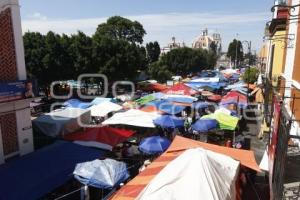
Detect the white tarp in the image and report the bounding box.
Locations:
[32,108,91,137]
[190,77,220,83]
[89,101,122,117]
[259,149,269,171]
[137,148,240,200]
[102,109,160,128]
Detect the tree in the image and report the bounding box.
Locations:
[69,31,94,76]
[94,16,146,44]
[243,67,259,84]
[148,62,172,82]
[209,41,217,55]
[147,47,216,81]
[227,39,244,66]
[23,32,47,83]
[146,41,160,64]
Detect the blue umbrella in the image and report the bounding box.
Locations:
[153,115,184,128]
[139,136,171,154]
[191,119,218,132]
[73,159,129,189]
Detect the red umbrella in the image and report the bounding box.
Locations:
[64,126,134,150]
[163,83,198,96]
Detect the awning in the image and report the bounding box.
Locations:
[63,99,92,109]
[89,101,122,117]
[102,109,160,128]
[137,148,239,200]
[163,83,198,96]
[144,100,186,115]
[111,136,260,200]
[64,126,134,151]
[32,108,91,137]
[0,141,105,200]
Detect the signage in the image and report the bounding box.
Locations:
[0,80,37,103]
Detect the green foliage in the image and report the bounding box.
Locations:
[24,16,149,85]
[243,67,259,84]
[148,62,172,82]
[94,16,146,44]
[146,41,160,64]
[147,47,216,82]
[227,39,244,66]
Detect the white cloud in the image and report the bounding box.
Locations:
[22,12,270,49]
[27,12,47,20]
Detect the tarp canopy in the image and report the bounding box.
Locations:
[163,83,198,96]
[102,109,160,128]
[90,97,114,105]
[63,99,92,109]
[185,82,225,90]
[163,94,197,104]
[220,91,248,109]
[137,148,239,200]
[111,136,260,200]
[201,112,239,131]
[135,95,156,105]
[32,108,91,137]
[0,141,105,200]
[89,101,122,117]
[73,159,129,189]
[153,115,185,129]
[64,126,134,151]
[145,100,186,115]
[139,136,171,154]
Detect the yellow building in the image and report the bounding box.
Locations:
[266,8,288,87]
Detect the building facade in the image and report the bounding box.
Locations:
[0,0,34,164]
[192,29,222,54]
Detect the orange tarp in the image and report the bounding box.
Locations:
[111,136,260,200]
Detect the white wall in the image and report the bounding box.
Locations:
[15,108,33,156]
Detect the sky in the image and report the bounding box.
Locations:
[20,0,274,51]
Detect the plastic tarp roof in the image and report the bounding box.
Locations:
[63,99,92,109]
[0,141,105,200]
[220,91,248,109]
[89,101,122,117]
[145,100,186,115]
[163,83,198,96]
[90,97,113,105]
[137,148,239,200]
[102,109,161,128]
[111,136,260,200]
[201,112,239,131]
[185,82,226,90]
[73,159,129,189]
[64,126,134,151]
[189,77,220,83]
[163,94,197,104]
[32,108,91,137]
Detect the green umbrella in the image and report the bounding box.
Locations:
[201,112,239,131]
[135,94,156,105]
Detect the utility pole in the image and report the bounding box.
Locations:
[235,33,239,68]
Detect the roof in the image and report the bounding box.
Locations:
[0,141,105,200]
[111,136,260,200]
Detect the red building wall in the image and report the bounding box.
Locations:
[0,7,19,156]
